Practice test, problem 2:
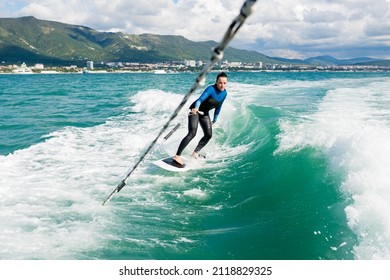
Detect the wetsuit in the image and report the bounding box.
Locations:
[176,84,227,156]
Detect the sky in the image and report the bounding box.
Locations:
[1,0,390,59]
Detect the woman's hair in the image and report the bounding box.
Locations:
[216,72,228,80]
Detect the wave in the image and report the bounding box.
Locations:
[276,77,390,259]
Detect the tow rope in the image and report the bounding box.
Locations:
[102,0,258,206]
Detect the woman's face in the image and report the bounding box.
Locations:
[216,77,228,91]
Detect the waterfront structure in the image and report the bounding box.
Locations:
[86,61,94,70]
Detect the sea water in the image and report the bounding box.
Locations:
[1,71,390,260]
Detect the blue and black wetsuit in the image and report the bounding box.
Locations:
[176,84,227,156]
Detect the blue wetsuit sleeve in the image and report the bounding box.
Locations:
[194,87,213,108]
[213,97,226,123]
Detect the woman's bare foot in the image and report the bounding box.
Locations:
[192,152,205,159]
[173,155,184,165]
[192,152,200,159]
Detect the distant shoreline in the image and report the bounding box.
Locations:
[1,69,389,75]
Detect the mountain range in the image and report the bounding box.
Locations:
[1,16,389,67]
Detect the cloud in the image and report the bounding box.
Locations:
[243,0,390,58]
[2,0,390,59]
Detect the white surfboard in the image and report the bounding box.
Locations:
[153,156,203,172]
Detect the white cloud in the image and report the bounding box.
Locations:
[2,0,390,59]
[243,0,390,58]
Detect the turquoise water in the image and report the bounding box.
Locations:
[1,71,390,260]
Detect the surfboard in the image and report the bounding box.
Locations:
[153,155,204,172]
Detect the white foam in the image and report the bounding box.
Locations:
[130,89,185,115]
[275,77,390,259]
[183,188,208,200]
[0,127,114,259]
[0,90,179,258]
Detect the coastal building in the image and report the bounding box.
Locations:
[185,60,196,67]
[12,62,33,74]
[34,63,44,70]
[255,61,263,68]
[86,61,94,70]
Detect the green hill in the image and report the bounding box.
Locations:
[0,16,278,65]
